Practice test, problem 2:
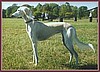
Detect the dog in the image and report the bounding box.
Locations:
[12,6,95,66]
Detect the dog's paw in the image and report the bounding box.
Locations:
[34,64,37,66]
[29,62,37,66]
[29,62,34,64]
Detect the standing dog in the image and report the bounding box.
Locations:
[12,6,95,66]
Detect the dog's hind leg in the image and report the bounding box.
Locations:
[65,40,78,65]
[62,28,78,65]
[62,33,73,64]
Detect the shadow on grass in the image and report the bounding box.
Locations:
[62,63,98,70]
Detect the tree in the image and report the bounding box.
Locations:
[12,4,17,7]
[66,2,72,12]
[71,6,78,21]
[33,3,43,20]
[92,7,98,18]
[59,2,73,20]
[42,3,50,13]
[34,11,42,20]
[71,6,78,16]
[6,4,18,18]
[49,3,59,20]
[65,2,73,19]
[6,6,12,17]
[36,3,42,12]
[78,6,88,19]
[59,4,67,17]
[53,6,59,17]
[41,3,59,21]
[30,6,36,16]
[2,9,6,18]
[11,4,19,15]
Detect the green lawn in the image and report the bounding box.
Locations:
[2,18,98,70]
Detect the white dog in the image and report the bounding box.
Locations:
[12,6,95,66]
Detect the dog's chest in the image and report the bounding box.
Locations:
[26,24,32,39]
[26,25,31,32]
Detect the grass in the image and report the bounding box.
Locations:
[2,18,98,70]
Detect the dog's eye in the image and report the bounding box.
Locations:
[18,10,20,11]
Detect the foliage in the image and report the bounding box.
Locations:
[42,3,50,13]
[35,3,42,12]
[59,4,67,17]
[5,4,19,18]
[2,2,98,19]
[71,6,78,17]
[49,3,59,19]
[2,9,6,18]
[78,6,88,19]
[34,11,42,19]
[6,6,12,17]
[31,6,36,15]
[92,8,98,18]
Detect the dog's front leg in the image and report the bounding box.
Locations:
[29,42,38,66]
[32,42,38,66]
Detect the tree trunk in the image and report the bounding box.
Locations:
[59,17,63,22]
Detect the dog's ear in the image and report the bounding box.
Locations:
[21,7,32,19]
[24,8,32,16]
[20,9,29,19]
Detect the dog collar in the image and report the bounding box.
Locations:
[25,19,33,24]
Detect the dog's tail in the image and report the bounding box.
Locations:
[72,27,95,53]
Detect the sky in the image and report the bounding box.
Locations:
[2,1,98,10]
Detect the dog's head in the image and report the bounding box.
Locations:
[12,6,32,18]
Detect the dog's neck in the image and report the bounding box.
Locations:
[25,19,33,24]
[22,15,34,31]
[22,15,34,24]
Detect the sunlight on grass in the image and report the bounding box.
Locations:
[2,18,98,70]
